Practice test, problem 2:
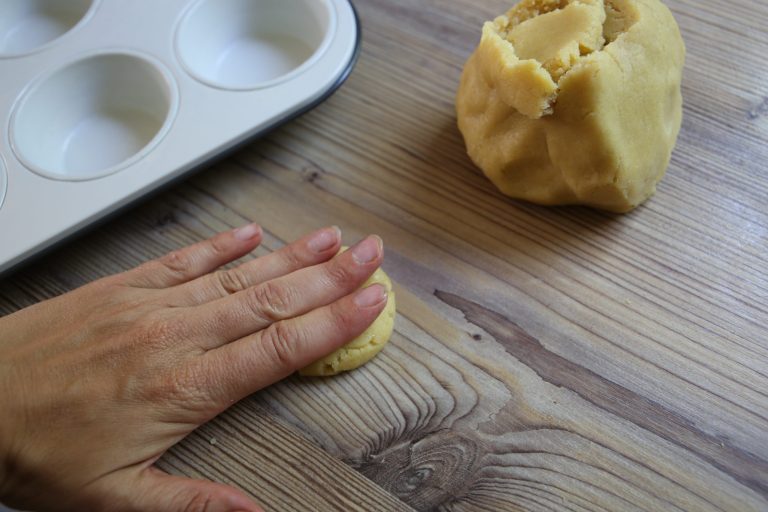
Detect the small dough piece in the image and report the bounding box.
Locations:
[299,263,396,377]
[456,0,685,212]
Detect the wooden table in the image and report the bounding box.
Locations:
[2,0,766,510]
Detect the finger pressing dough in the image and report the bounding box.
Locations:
[299,264,396,377]
[456,0,685,212]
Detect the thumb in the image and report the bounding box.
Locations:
[123,466,263,512]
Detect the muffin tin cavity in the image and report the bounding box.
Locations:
[0,0,97,57]
[10,52,178,181]
[176,0,334,90]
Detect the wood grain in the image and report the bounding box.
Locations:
[1,0,767,510]
[157,402,414,512]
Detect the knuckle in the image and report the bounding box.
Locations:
[213,268,248,295]
[262,321,302,369]
[325,260,355,287]
[151,369,188,403]
[141,315,184,350]
[330,299,356,332]
[182,490,216,512]
[249,281,294,321]
[208,234,230,255]
[279,244,307,270]
[142,363,215,414]
[159,249,192,277]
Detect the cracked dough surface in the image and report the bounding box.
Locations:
[456,0,685,212]
[299,265,396,377]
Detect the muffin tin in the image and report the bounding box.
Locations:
[0,0,360,274]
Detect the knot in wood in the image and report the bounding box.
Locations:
[355,430,480,510]
[302,164,324,183]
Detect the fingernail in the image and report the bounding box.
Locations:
[234,223,261,241]
[307,226,341,253]
[351,235,382,264]
[355,283,387,307]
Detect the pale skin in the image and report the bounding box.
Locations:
[0,224,388,512]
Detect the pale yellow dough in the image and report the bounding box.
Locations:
[456,0,685,212]
[299,264,396,377]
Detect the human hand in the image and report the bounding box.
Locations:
[0,224,388,512]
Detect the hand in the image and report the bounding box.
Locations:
[0,224,388,512]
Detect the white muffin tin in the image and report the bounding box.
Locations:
[0,0,360,274]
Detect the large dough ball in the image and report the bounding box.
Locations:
[456,0,685,212]
[299,265,396,377]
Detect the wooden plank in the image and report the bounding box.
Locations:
[1,0,766,510]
